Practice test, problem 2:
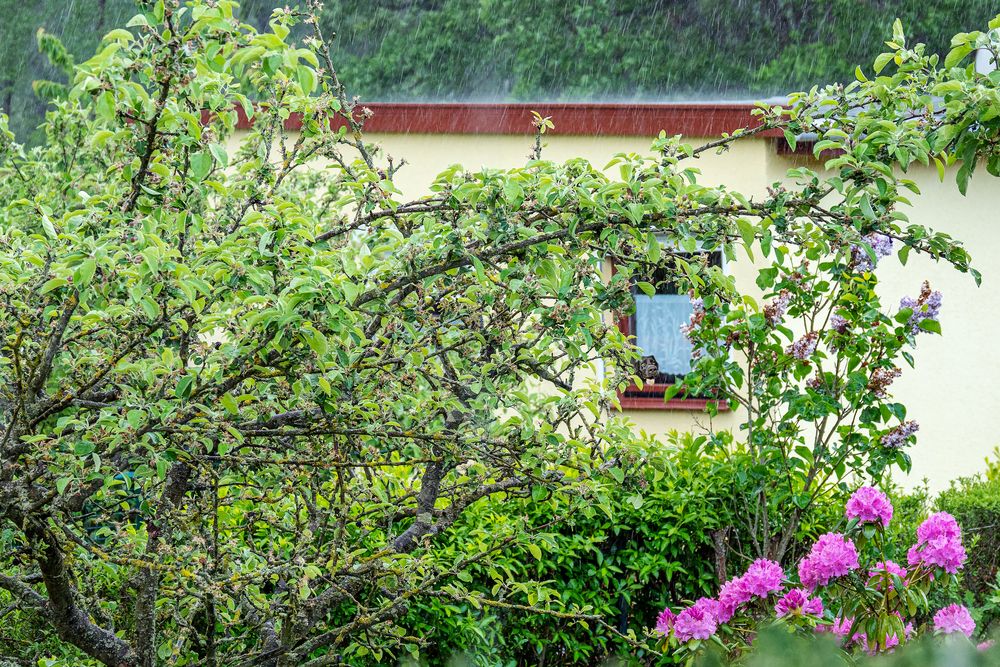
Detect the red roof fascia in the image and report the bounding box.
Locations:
[228,102,782,137]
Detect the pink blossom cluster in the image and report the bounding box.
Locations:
[673,597,719,642]
[774,588,823,618]
[654,607,675,635]
[868,560,907,590]
[716,558,785,622]
[654,493,975,651]
[798,533,859,589]
[679,296,705,341]
[845,486,893,527]
[821,615,914,655]
[933,604,975,637]
[907,512,967,573]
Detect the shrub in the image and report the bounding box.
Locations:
[936,472,1000,634]
[381,433,744,666]
[656,487,978,661]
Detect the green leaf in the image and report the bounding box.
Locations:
[918,318,941,334]
[42,215,58,239]
[527,543,542,561]
[945,44,973,68]
[859,194,876,220]
[175,375,195,399]
[209,143,229,168]
[873,52,894,74]
[40,278,68,294]
[190,150,213,181]
[636,281,655,298]
[305,329,328,356]
[95,90,115,121]
[646,233,661,263]
[74,258,97,286]
[220,393,239,416]
[736,218,755,249]
[296,65,316,95]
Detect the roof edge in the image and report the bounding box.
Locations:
[231,102,782,137]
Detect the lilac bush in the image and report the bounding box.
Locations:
[653,486,977,658]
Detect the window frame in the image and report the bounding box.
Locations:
[612,252,729,412]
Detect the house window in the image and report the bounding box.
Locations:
[616,251,727,410]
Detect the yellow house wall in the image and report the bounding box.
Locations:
[249,130,997,489]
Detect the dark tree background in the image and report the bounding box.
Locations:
[0,0,995,140]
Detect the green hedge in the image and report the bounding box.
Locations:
[379,433,846,666]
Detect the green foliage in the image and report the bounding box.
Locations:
[320,0,997,103]
[936,471,1000,633]
[384,433,742,665]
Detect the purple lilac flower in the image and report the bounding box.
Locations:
[798,533,860,589]
[868,560,907,590]
[899,281,942,335]
[654,607,676,635]
[680,296,705,341]
[845,486,893,527]
[673,597,720,642]
[851,232,894,272]
[775,589,824,618]
[881,420,919,448]
[787,332,819,360]
[933,604,976,637]
[764,290,791,326]
[907,512,967,574]
[830,314,849,333]
[867,366,901,398]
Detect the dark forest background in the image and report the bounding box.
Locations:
[0,0,995,140]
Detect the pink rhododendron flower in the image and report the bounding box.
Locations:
[907,512,967,573]
[979,640,996,651]
[868,560,907,590]
[798,533,859,589]
[817,616,854,639]
[716,576,751,623]
[856,630,902,655]
[933,604,975,638]
[846,486,893,527]
[655,607,675,635]
[742,559,785,598]
[774,588,823,617]
[674,597,720,642]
